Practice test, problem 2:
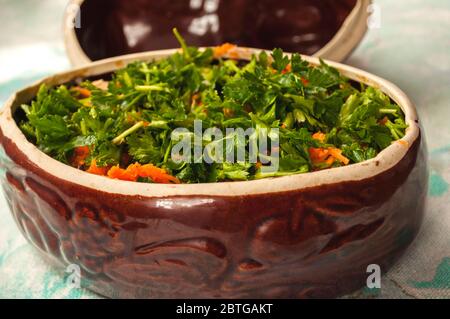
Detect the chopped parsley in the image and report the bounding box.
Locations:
[17,30,407,184]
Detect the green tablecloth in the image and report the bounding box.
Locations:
[0,0,449,298]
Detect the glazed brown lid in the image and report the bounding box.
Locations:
[65,0,371,66]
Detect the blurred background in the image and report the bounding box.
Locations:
[0,0,449,298]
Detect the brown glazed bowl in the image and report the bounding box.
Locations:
[0,48,427,298]
[64,0,371,66]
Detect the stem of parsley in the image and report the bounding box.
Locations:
[379,108,397,114]
[80,119,87,135]
[135,84,169,92]
[112,121,145,145]
[173,27,191,60]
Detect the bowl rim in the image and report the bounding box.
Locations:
[63,0,371,66]
[0,48,420,197]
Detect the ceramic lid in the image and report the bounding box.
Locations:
[64,0,371,66]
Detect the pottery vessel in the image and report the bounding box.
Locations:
[64,0,371,66]
[0,49,427,298]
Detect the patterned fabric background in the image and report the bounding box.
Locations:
[0,0,449,298]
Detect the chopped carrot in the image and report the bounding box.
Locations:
[86,159,108,176]
[106,163,180,184]
[127,163,142,178]
[191,93,202,107]
[309,147,330,163]
[223,108,234,117]
[379,116,388,125]
[301,77,309,86]
[126,111,143,124]
[312,132,326,143]
[139,164,181,184]
[126,114,134,123]
[281,63,292,74]
[309,146,350,167]
[71,146,90,167]
[328,148,350,165]
[214,43,237,59]
[107,165,137,181]
[310,132,349,166]
[228,50,240,59]
[325,156,335,166]
[72,87,91,98]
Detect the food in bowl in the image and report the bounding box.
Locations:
[17,32,407,184]
[0,39,426,298]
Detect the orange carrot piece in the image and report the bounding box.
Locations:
[72,87,91,98]
[106,163,180,184]
[309,147,330,163]
[281,63,292,74]
[312,132,326,143]
[213,43,237,58]
[379,116,388,125]
[223,108,234,117]
[325,156,336,166]
[86,159,108,176]
[191,93,202,107]
[107,165,138,181]
[309,146,350,167]
[328,148,350,165]
[138,164,181,184]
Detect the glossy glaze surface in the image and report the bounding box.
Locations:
[0,130,427,298]
[75,0,357,61]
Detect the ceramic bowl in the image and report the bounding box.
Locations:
[64,0,371,66]
[0,48,427,298]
